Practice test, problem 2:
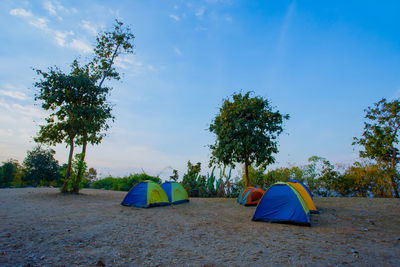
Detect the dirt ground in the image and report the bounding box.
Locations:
[0,188,399,266]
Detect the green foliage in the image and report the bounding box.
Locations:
[0,159,20,188]
[182,161,237,198]
[22,146,61,187]
[209,91,289,187]
[92,173,161,191]
[169,169,179,181]
[353,98,400,197]
[33,20,135,194]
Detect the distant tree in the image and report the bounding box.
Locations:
[85,167,98,182]
[182,161,202,197]
[342,161,392,197]
[209,91,289,187]
[23,146,61,186]
[169,169,179,181]
[353,98,400,197]
[0,159,20,188]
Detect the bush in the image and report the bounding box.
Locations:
[91,173,162,191]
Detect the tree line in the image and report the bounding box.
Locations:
[4,19,399,197]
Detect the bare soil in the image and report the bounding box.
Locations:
[0,188,399,266]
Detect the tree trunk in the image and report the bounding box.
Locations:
[72,138,87,194]
[61,137,75,193]
[244,157,249,188]
[389,158,399,198]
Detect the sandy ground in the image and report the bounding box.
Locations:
[0,188,399,266]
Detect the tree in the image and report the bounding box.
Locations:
[169,169,179,181]
[72,21,134,193]
[34,20,134,193]
[23,146,61,186]
[0,159,19,188]
[209,91,289,187]
[85,168,98,182]
[353,98,400,197]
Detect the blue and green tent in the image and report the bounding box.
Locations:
[252,182,311,226]
[161,181,189,205]
[121,181,170,208]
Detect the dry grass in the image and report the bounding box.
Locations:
[0,188,399,266]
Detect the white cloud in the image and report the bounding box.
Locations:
[225,15,232,22]
[195,7,205,17]
[0,89,29,101]
[69,39,92,53]
[174,47,182,56]
[81,20,98,36]
[169,14,180,21]
[9,8,32,17]
[54,30,74,47]
[277,1,295,52]
[28,17,49,31]
[44,1,57,15]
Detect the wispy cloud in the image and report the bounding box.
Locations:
[195,7,206,17]
[225,15,232,22]
[9,7,92,54]
[174,47,182,56]
[81,20,98,36]
[69,38,92,53]
[169,14,180,21]
[277,1,295,52]
[9,8,32,17]
[0,89,29,101]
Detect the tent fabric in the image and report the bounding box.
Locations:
[237,187,254,203]
[121,181,169,208]
[252,182,311,226]
[239,188,265,206]
[161,181,189,205]
[287,179,313,198]
[286,179,318,213]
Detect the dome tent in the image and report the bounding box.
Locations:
[121,181,169,208]
[237,187,255,203]
[286,179,318,214]
[252,182,311,226]
[161,181,189,205]
[238,187,265,206]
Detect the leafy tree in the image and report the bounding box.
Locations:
[34,20,134,193]
[73,21,134,193]
[169,169,179,181]
[182,161,203,197]
[0,159,20,188]
[22,146,61,186]
[209,91,289,187]
[86,167,98,182]
[353,98,400,197]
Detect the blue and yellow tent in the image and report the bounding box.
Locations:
[121,181,169,208]
[286,179,318,214]
[161,181,189,205]
[252,182,311,226]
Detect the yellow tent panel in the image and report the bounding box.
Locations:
[287,180,317,213]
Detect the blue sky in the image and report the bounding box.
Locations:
[1,0,399,179]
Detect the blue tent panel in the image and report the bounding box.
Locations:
[252,183,310,226]
[121,182,148,208]
[161,182,173,203]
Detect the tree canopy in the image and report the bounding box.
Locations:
[23,146,61,187]
[353,98,400,197]
[209,91,289,187]
[34,20,134,193]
